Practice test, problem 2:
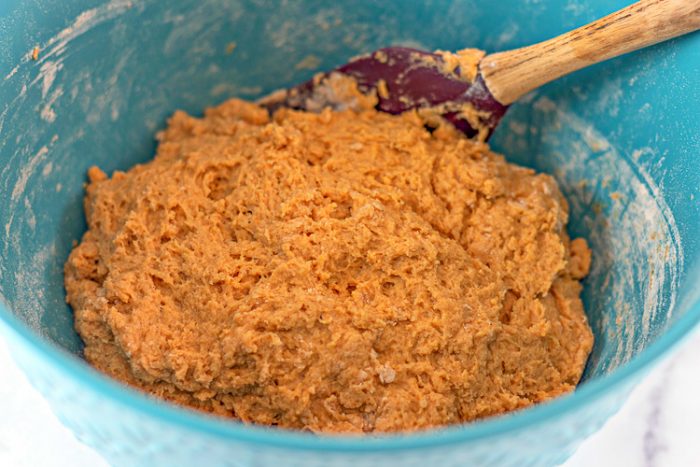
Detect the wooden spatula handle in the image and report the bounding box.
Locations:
[480,0,700,105]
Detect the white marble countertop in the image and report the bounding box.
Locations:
[1,330,699,467]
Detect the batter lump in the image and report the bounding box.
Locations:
[65,99,593,433]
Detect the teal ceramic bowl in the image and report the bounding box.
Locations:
[0,1,698,466]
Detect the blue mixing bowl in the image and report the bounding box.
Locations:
[0,1,698,466]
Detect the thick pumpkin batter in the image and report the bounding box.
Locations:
[65,98,593,433]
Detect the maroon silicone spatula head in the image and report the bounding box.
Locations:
[260,1,700,139]
[260,47,509,140]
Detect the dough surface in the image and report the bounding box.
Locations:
[65,99,593,433]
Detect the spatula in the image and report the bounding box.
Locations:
[261,0,700,140]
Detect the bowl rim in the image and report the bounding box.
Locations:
[1,291,699,451]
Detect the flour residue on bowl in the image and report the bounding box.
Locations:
[514,96,684,374]
[35,0,135,63]
[3,0,136,127]
[0,1,136,337]
[2,144,51,333]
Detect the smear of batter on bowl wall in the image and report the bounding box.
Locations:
[64,77,593,433]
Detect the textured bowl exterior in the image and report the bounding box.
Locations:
[1,321,638,467]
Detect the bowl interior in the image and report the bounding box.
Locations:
[0,0,698,394]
